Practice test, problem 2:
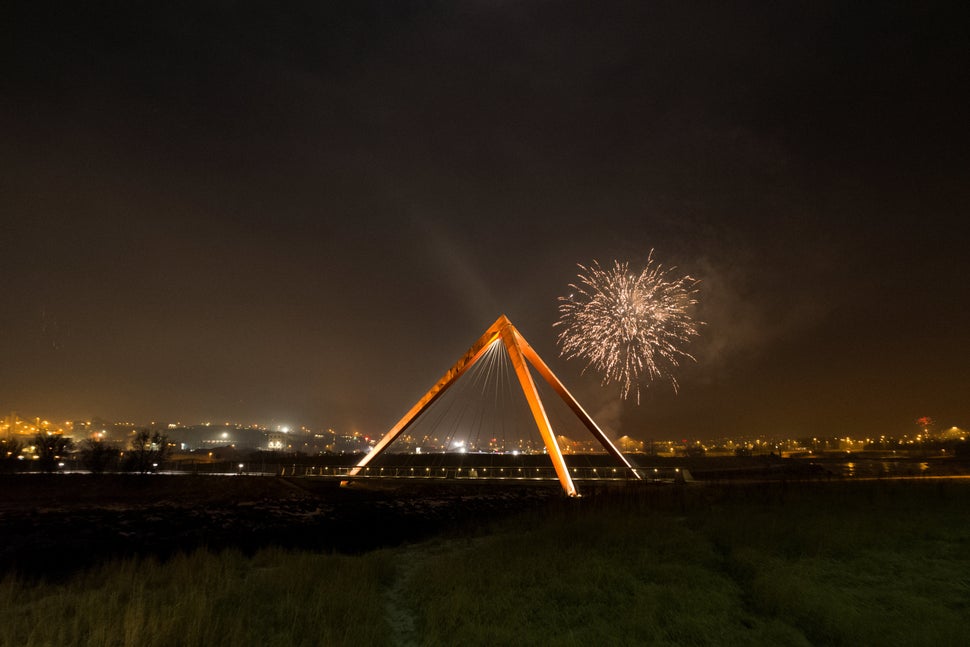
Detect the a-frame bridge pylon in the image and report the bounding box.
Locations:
[345,315,640,497]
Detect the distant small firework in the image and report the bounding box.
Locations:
[555,251,701,402]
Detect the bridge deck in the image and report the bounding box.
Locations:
[283,464,682,483]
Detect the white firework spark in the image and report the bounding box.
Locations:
[555,251,700,402]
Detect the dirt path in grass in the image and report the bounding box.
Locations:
[383,544,423,647]
[383,536,487,647]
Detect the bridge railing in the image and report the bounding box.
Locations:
[293,465,679,481]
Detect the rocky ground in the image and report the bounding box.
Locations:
[0,474,561,579]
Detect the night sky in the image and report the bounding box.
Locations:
[3,1,967,442]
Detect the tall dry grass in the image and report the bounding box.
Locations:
[0,547,393,647]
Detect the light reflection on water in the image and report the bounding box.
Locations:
[834,459,932,478]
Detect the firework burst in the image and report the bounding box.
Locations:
[555,251,701,402]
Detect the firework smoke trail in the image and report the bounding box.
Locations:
[555,251,701,403]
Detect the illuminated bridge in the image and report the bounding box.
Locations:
[341,316,644,497]
[308,462,684,485]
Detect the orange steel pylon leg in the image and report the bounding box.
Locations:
[344,315,641,496]
[511,327,639,477]
[498,321,578,496]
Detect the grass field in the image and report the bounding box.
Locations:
[2,479,968,646]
